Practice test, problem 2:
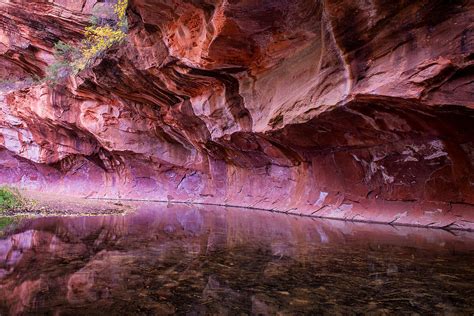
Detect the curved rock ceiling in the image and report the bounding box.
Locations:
[0,0,473,228]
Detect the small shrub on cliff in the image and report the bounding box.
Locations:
[44,41,81,85]
[54,41,81,61]
[45,0,128,83]
[0,186,23,212]
[76,0,128,71]
[76,24,127,70]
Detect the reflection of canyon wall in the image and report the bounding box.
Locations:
[0,0,473,227]
[1,205,473,314]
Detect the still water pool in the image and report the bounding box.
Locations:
[0,203,473,315]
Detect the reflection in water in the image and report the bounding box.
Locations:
[0,203,474,315]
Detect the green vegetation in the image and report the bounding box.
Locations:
[45,0,128,85]
[0,186,23,212]
[44,41,81,85]
[0,216,23,236]
[0,217,15,231]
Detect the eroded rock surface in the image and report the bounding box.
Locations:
[0,0,473,228]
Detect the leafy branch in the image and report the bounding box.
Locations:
[45,0,128,85]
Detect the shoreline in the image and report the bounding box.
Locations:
[86,197,474,233]
[1,190,472,233]
[0,190,133,218]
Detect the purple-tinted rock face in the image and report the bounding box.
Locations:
[0,0,473,228]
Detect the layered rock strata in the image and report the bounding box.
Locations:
[0,0,473,228]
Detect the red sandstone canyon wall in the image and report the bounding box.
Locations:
[0,0,473,228]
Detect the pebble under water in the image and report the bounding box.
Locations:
[0,203,473,315]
